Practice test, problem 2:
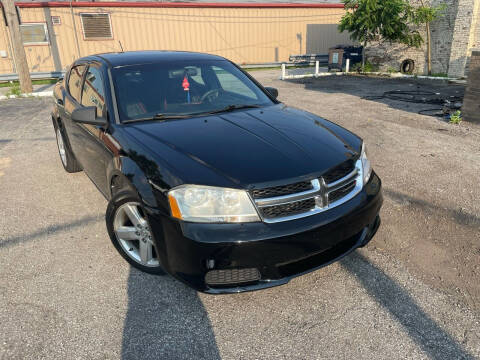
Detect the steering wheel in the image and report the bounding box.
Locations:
[200,88,222,103]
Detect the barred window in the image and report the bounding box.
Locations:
[51,16,61,26]
[80,13,112,40]
[20,23,48,45]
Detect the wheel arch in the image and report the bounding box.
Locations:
[106,156,159,209]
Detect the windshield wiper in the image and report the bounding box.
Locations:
[123,105,262,123]
[193,104,261,116]
[122,113,191,124]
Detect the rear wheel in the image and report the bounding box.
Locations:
[55,126,81,173]
[106,192,165,274]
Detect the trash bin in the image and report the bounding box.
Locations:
[328,45,363,71]
[328,47,345,71]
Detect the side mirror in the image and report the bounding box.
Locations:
[72,106,107,126]
[265,87,278,99]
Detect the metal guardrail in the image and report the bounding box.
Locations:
[281,60,330,80]
[289,54,329,66]
[0,71,65,82]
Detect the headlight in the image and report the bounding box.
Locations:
[361,142,372,185]
[168,185,260,223]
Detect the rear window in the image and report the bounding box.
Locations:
[112,60,273,121]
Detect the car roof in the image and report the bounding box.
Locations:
[81,50,227,68]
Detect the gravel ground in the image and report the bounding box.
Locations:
[0,71,479,359]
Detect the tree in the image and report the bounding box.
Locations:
[339,0,423,72]
[412,2,446,75]
[1,0,33,93]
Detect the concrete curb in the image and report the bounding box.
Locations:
[0,91,53,100]
[358,72,460,81]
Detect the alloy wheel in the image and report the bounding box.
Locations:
[113,202,160,267]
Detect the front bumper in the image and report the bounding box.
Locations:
[145,173,383,294]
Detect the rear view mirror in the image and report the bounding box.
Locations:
[185,67,198,76]
[72,106,107,126]
[265,87,278,99]
[168,67,198,78]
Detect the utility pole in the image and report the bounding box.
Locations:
[2,0,32,93]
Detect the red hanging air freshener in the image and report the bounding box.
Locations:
[182,76,190,91]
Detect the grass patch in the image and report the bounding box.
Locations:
[5,82,21,97]
[244,66,282,72]
[0,78,58,88]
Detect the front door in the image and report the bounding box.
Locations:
[64,63,112,196]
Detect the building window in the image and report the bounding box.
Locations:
[20,23,48,45]
[80,13,112,40]
[51,16,61,26]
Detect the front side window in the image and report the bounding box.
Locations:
[68,65,86,103]
[112,60,274,121]
[212,66,257,99]
[82,66,106,117]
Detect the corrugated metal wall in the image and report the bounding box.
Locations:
[0,5,348,74]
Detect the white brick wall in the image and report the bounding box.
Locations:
[448,0,479,77]
[366,0,479,77]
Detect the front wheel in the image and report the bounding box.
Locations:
[106,192,165,274]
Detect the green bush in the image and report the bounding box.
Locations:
[449,110,462,124]
[352,61,380,73]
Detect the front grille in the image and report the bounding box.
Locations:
[260,198,316,218]
[252,181,312,199]
[323,160,355,184]
[251,159,360,223]
[329,180,356,203]
[205,268,260,287]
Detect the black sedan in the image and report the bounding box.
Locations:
[52,51,382,293]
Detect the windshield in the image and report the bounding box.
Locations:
[112,60,275,121]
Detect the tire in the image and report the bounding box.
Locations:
[106,191,165,275]
[55,125,82,173]
[400,59,415,74]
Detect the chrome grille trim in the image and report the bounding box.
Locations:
[325,168,358,190]
[254,179,321,207]
[253,159,363,223]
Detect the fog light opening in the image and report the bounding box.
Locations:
[206,259,215,269]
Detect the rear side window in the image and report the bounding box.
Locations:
[82,66,106,117]
[68,65,86,103]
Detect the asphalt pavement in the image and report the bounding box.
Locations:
[0,79,479,359]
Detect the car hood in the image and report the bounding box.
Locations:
[122,104,361,188]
